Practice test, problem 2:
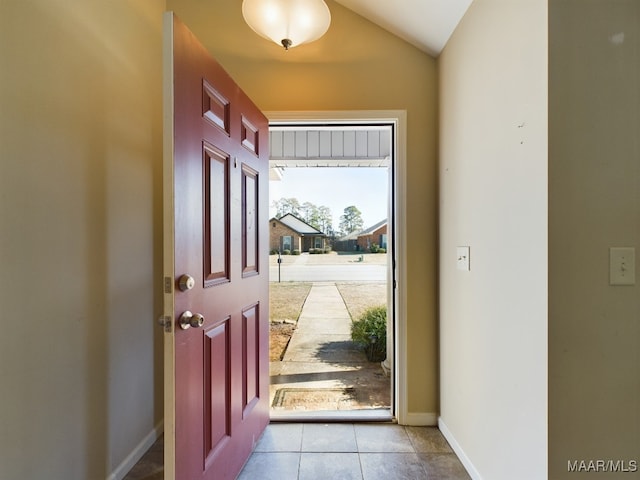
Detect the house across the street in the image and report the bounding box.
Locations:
[356,219,387,251]
[269,213,327,253]
[333,220,387,252]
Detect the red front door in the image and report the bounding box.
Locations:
[163,13,269,480]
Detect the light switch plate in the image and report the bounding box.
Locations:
[457,246,470,271]
[610,247,635,285]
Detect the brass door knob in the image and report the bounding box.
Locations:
[179,311,205,330]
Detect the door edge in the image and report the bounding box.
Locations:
[162,11,176,480]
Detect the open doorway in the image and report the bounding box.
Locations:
[266,114,403,421]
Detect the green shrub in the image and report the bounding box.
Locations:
[270,249,279,255]
[350,305,387,362]
[292,249,301,255]
[282,249,291,255]
[369,244,386,254]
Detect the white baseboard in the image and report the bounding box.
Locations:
[108,420,164,480]
[399,412,438,426]
[438,418,482,480]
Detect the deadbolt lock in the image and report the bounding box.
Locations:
[178,274,195,292]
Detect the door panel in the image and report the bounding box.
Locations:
[242,303,260,415]
[242,165,259,276]
[204,143,230,285]
[203,319,231,462]
[202,80,230,134]
[164,12,269,480]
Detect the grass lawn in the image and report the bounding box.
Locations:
[335,282,387,321]
[269,282,312,361]
[269,282,312,322]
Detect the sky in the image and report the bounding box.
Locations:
[269,167,389,232]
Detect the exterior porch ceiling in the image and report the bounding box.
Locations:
[268,125,392,170]
[270,157,390,168]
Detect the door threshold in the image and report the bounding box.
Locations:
[270,409,394,423]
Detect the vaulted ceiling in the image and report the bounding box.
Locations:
[333,0,473,56]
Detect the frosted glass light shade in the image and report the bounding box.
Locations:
[242,0,331,50]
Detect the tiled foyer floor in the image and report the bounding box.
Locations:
[237,423,471,480]
[124,423,471,479]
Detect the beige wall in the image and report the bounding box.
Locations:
[438,0,548,478]
[166,0,440,417]
[0,1,165,478]
[549,1,640,477]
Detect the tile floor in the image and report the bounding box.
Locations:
[238,423,471,480]
[123,423,471,480]
[123,434,163,480]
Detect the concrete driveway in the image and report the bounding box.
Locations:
[269,252,387,282]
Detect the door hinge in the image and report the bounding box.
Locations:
[157,315,172,333]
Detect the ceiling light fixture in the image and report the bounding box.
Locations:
[242,0,331,50]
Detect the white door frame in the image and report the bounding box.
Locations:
[265,110,409,424]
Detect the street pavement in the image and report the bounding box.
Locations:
[269,263,386,282]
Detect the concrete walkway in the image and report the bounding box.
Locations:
[269,283,390,414]
[283,283,354,361]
